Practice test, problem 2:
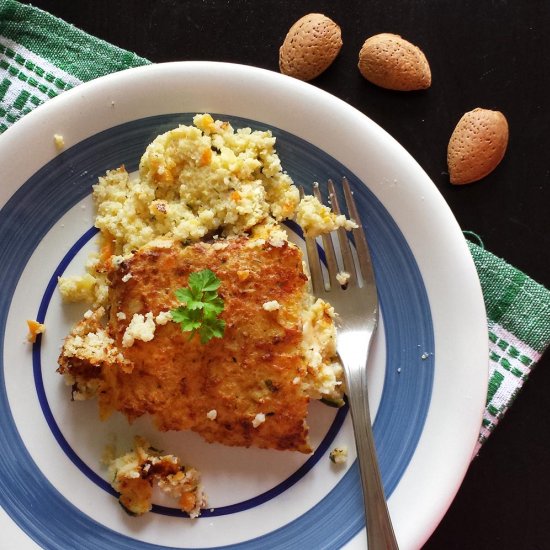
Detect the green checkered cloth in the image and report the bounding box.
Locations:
[467,239,550,453]
[1,0,550,452]
[0,0,148,130]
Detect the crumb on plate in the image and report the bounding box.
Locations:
[27,319,45,343]
[329,446,348,464]
[107,436,206,517]
[53,133,65,151]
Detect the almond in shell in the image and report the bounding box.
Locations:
[447,108,509,185]
[279,13,342,81]
[358,33,431,91]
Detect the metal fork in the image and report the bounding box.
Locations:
[303,177,398,550]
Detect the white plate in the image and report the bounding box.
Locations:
[0,62,488,550]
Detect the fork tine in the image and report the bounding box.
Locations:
[342,177,376,287]
[300,186,325,294]
[327,179,358,285]
[304,234,325,294]
[312,183,339,289]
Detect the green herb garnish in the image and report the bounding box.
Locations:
[170,269,226,344]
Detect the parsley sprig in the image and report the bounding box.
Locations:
[170,269,226,344]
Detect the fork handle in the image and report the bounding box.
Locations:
[345,359,399,550]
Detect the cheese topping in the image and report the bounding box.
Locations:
[262,300,281,311]
[122,312,156,348]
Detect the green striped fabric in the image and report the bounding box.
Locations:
[0,0,148,131]
[468,241,550,452]
[1,0,550,452]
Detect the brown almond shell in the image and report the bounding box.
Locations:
[447,108,509,185]
[279,13,342,81]
[358,33,431,91]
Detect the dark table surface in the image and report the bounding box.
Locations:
[19,1,550,548]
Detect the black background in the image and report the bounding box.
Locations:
[19,1,550,548]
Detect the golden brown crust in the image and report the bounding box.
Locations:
[60,237,313,453]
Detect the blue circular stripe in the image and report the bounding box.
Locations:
[0,114,434,549]
[33,227,349,516]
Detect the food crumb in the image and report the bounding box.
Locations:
[107,436,206,517]
[329,446,348,464]
[206,409,217,421]
[237,269,250,281]
[262,300,281,312]
[53,134,65,151]
[155,310,172,325]
[252,413,266,428]
[336,271,350,286]
[421,352,429,360]
[211,241,229,251]
[57,273,98,304]
[295,194,357,237]
[122,312,156,347]
[26,320,45,343]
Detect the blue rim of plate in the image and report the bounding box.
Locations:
[0,114,434,549]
